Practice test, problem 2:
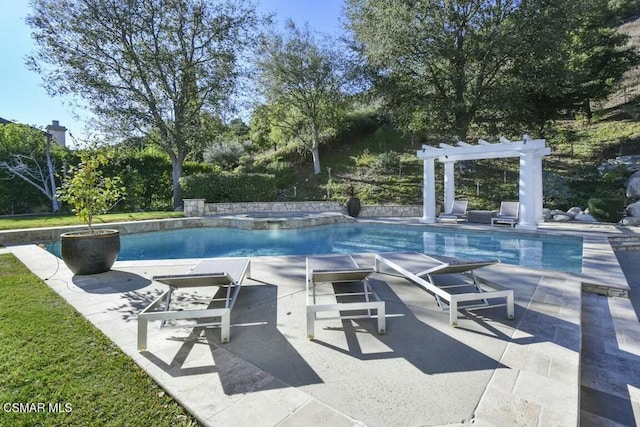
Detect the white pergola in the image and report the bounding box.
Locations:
[417,135,550,229]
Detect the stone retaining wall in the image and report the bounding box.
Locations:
[359,205,422,217]
[184,199,343,216]
[184,199,423,218]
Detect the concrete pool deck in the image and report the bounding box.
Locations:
[2,219,640,425]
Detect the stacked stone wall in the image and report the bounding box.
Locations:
[184,199,422,218]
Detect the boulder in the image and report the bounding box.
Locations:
[566,207,582,218]
[575,213,597,222]
[620,215,640,226]
[627,201,640,217]
[626,171,640,199]
[553,214,572,222]
[542,208,552,220]
[599,155,640,174]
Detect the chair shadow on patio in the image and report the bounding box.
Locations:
[138,280,324,395]
[308,278,508,375]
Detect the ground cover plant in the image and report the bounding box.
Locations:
[0,254,199,426]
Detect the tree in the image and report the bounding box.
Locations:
[0,123,66,213]
[347,1,538,140]
[491,0,638,132]
[27,0,264,209]
[255,20,347,174]
[563,0,639,122]
[57,145,126,234]
[347,0,638,139]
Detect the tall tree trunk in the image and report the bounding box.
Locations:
[583,98,592,124]
[169,152,185,210]
[311,124,321,175]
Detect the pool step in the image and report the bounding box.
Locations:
[609,236,640,251]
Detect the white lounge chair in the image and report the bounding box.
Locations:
[491,201,519,227]
[137,257,251,350]
[374,252,514,327]
[306,255,386,339]
[438,200,469,223]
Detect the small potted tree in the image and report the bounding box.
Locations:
[56,145,126,275]
[346,184,361,217]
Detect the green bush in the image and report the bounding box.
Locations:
[180,172,277,202]
[264,160,295,188]
[543,172,573,210]
[587,197,626,223]
[352,149,376,168]
[374,150,400,173]
[203,140,252,170]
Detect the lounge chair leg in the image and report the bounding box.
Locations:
[138,317,148,351]
[220,310,231,344]
[160,289,173,328]
[306,307,315,339]
[377,303,386,334]
[449,299,458,327]
[507,291,515,320]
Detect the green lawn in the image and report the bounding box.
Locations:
[0,211,184,231]
[0,254,200,426]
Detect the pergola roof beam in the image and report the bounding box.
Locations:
[439,147,550,162]
[418,139,547,160]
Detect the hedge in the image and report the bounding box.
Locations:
[587,197,626,223]
[180,172,277,202]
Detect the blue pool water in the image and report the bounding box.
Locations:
[47,224,583,273]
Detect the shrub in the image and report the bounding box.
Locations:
[203,140,252,170]
[352,149,376,168]
[56,146,126,234]
[334,111,380,142]
[374,150,400,173]
[264,160,296,188]
[543,172,573,210]
[180,172,277,202]
[588,197,625,223]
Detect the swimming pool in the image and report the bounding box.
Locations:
[46,223,583,273]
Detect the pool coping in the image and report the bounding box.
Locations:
[0,214,634,297]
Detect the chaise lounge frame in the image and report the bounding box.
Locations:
[137,257,251,351]
[306,254,386,339]
[374,252,514,327]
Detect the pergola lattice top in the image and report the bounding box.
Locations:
[416,135,550,229]
[418,135,549,162]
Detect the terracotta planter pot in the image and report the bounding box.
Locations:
[60,229,120,275]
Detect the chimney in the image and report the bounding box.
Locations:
[46,120,67,147]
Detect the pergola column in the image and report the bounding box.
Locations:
[421,157,437,223]
[518,151,537,229]
[534,152,545,223]
[443,161,456,214]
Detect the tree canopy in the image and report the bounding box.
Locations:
[27,0,265,208]
[255,20,347,174]
[0,123,67,213]
[345,0,638,140]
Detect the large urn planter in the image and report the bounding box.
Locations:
[346,184,361,218]
[60,229,120,275]
[346,196,361,217]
